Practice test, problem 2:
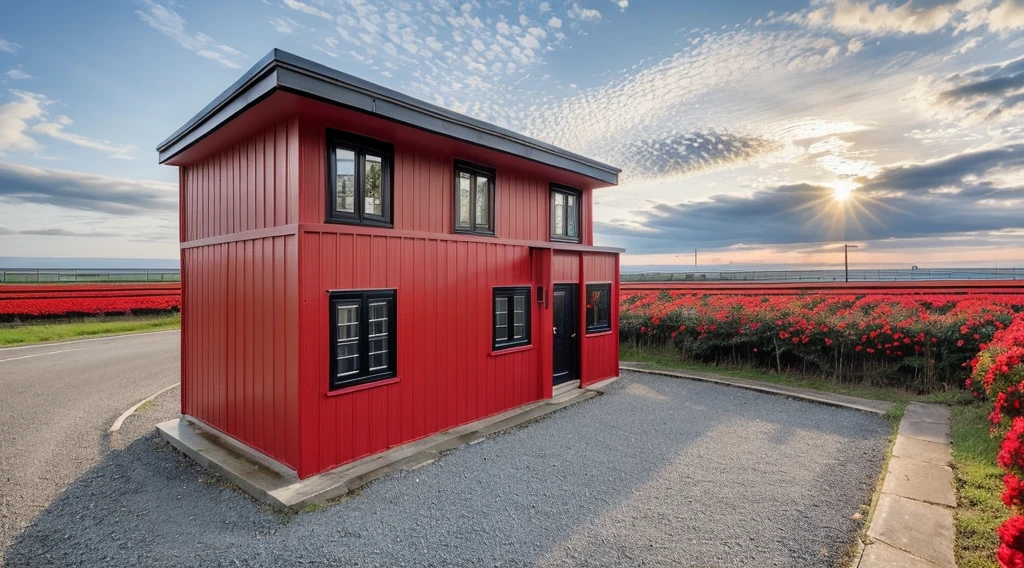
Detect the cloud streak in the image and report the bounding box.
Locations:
[0,160,177,217]
[136,0,246,68]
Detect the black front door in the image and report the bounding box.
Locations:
[552,284,578,385]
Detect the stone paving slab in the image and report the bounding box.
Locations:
[859,540,941,568]
[867,492,955,567]
[898,419,951,445]
[892,435,952,467]
[903,403,951,425]
[880,456,955,507]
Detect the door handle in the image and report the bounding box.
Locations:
[571,333,577,338]
[553,326,557,334]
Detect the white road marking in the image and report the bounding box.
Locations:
[0,329,179,352]
[0,348,83,363]
[109,382,180,434]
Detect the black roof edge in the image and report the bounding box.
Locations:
[157,49,620,185]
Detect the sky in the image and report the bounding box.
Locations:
[0,0,1022,270]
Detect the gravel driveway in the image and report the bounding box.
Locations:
[4,370,890,567]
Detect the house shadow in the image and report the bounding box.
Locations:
[5,374,890,567]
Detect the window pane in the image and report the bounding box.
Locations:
[336,149,356,213]
[368,301,389,337]
[513,295,525,339]
[457,172,472,228]
[336,342,360,377]
[566,194,577,238]
[475,176,489,230]
[553,192,565,235]
[364,154,383,217]
[369,337,389,371]
[495,297,508,342]
[336,304,359,340]
[587,285,610,331]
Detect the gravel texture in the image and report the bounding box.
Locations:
[4,369,890,567]
[0,331,180,565]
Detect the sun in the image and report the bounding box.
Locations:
[829,180,857,202]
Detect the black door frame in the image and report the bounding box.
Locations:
[552,283,579,385]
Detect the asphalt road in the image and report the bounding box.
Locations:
[0,331,180,564]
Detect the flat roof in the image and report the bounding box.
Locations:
[157,49,620,185]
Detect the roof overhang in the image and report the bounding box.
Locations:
[157,49,620,185]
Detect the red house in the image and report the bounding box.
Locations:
[158,50,621,480]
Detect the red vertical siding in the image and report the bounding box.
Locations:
[178,118,302,469]
[552,251,581,283]
[580,252,619,386]
[180,120,299,242]
[298,231,544,475]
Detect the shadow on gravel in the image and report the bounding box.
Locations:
[5,373,890,568]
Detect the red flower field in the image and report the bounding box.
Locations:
[621,290,1024,391]
[0,284,181,321]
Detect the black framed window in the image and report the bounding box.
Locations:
[329,290,397,390]
[493,286,531,350]
[454,161,495,235]
[550,185,581,242]
[585,283,611,333]
[327,129,394,227]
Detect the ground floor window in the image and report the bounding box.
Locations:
[586,283,611,333]
[329,290,397,390]
[493,286,531,350]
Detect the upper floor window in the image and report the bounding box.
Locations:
[454,161,495,235]
[550,185,580,243]
[329,289,397,390]
[327,129,393,227]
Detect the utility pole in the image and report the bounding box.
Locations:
[694,248,697,267]
[845,244,858,282]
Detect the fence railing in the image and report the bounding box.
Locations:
[621,268,1024,283]
[0,268,181,284]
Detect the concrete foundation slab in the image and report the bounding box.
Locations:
[157,386,601,509]
[892,435,952,467]
[867,494,955,568]
[880,456,955,507]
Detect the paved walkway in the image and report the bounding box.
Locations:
[858,402,955,567]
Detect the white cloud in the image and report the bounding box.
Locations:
[0,39,20,55]
[519,14,529,26]
[281,0,332,20]
[135,0,246,68]
[0,90,46,152]
[805,0,955,35]
[497,21,511,35]
[847,37,864,53]
[612,0,629,11]
[5,68,31,80]
[988,0,1024,31]
[548,16,563,28]
[31,116,136,159]
[270,17,298,33]
[568,3,602,22]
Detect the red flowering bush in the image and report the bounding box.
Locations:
[621,291,1023,391]
[975,316,1024,426]
[999,516,1024,568]
[0,284,180,321]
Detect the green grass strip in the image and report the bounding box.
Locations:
[0,313,181,346]
[951,403,1007,568]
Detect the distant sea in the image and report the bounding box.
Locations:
[0,257,180,269]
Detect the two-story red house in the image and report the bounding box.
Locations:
[158,49,621,480]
